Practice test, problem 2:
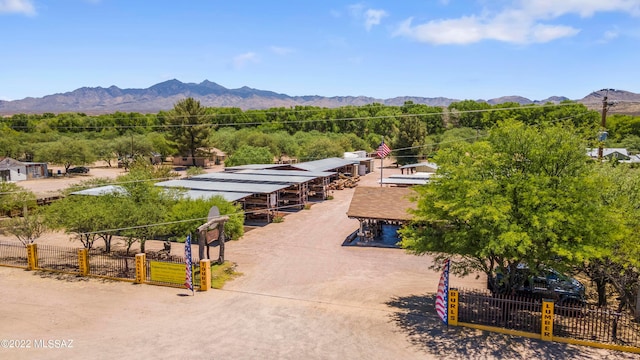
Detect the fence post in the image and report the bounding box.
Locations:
[78,249,89,276]
[26,243,38,270]
[200,259,211,291]
[448,288,459,326]
[135,253,146,284]
[541,299,554,341]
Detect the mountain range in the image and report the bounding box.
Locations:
[1,79,639,115]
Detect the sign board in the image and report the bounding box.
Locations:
[150,261,194,284]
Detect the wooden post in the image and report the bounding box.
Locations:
[199,259,211,291]
[448,288,459,326]
[541,299,554,341]
[78,249,89,276]
[26,243,38,270]
[135,253,146,284]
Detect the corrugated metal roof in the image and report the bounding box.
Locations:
[224,164,284,171]
[293,157,359,172]
[399,162,439,171]
[177,189,252,202]
[191,172,311,184]
[379,178,429,185]
[156,179,288,194]
[234,169,335,178]
[347,187,416,221]
[389,172,434,180]
[70,185,128,196]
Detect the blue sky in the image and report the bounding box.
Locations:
[1,0,639,102]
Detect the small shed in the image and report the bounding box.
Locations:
[0,157,48,181]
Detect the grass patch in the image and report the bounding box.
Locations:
[303,204,312,210]
[211,261,242,289]
[272,215,284,223]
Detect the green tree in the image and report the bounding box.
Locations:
[394,117,427,165]
[46,195,106,249]
[165,97,212,167]
[400,120,618,294]
[35,138,96,172]
[6,211,47,245]
[164,196,245,242]
[0,182,36,215]
[225,145,273,167]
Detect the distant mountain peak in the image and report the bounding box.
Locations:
[0,79,638,115]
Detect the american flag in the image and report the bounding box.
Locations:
[435,258,450,324]
[184,234,193,291]
[377,141,391,158]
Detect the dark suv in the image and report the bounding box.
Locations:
[490,265,586,305]
[67,166,90,174]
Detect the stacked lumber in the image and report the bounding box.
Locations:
[328,174,360,190]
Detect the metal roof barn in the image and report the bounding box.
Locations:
[292,157,359,172]
[70,185,129,196]
[234,169,336,178]
[190,172,312,185]
[177,189,253,202]
[156,179,290,194]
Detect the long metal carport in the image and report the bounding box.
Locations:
[156,179,290,223]
[189,172,316,209]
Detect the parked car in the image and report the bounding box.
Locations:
[67,166,90,174]
[489,264,586,305]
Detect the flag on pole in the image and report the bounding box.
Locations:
[435,258,450,324]
[185,234,193,291]
[377,141,391,158]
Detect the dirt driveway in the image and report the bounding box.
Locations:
[0,164,635,359]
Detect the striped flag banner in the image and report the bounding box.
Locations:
[377,141,391,158]
[435,258,450,324]
[185,234,193,291]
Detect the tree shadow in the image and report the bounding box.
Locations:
[385,294,636,359]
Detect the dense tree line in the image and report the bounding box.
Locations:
[1,99,617,168]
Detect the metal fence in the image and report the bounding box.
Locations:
[457,289,640,349]
[0,241,197,287]
[458,289,541,333]
[37,243,80,274]
[0,240,28,268]
[88,250,136,280]
[554,303,640,348]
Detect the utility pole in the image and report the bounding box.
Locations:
[598,89,615,160]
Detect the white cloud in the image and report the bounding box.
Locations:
[232,52,259,69]
[364,9,388,31]
[603,30,620,40]
[349,3,388,31]
[394,0,640,45]
[270,46,294,56]
[0,0,36,16]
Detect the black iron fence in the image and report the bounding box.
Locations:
[36,243,79,274]
[88,250,136,280]
[554,303,640,348]
[458,289,541,333]
[0,241,200,288]
[0,240,28,268]
[457,288,640,349]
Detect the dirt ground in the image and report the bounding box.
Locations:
[0,163,636,359]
